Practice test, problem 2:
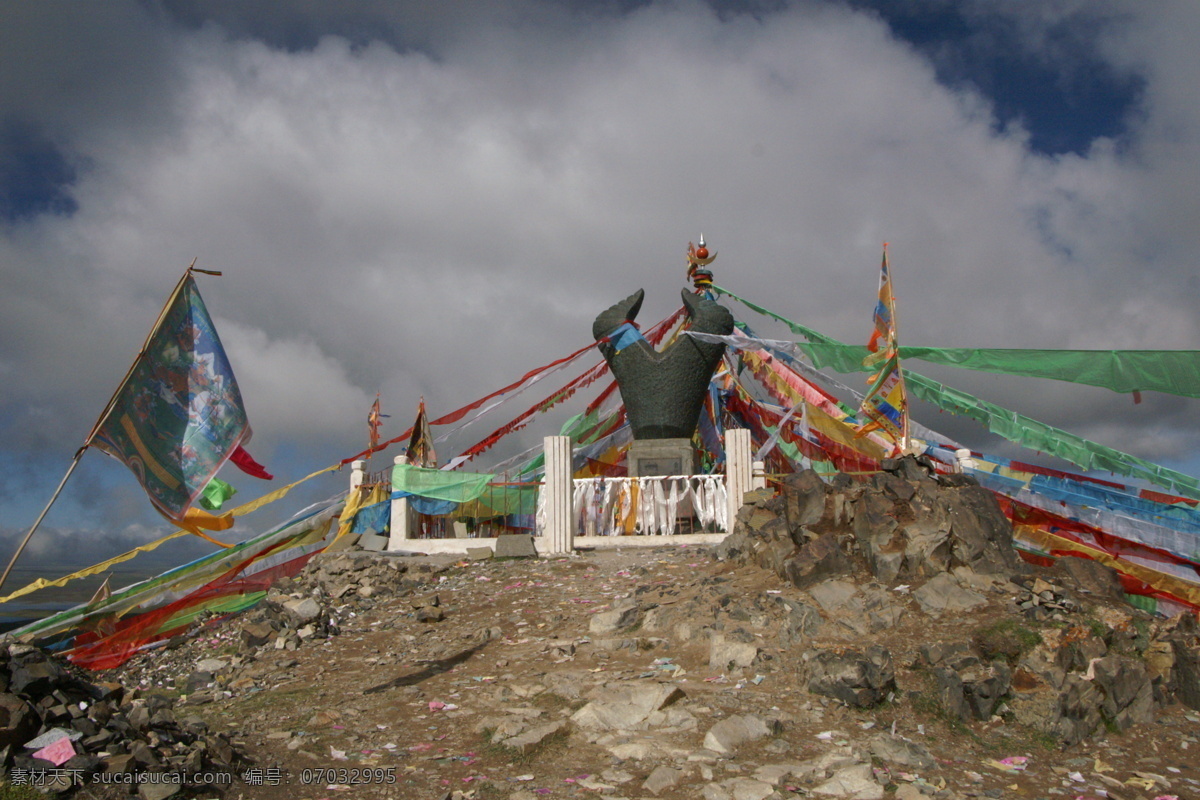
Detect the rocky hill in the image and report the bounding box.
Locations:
[4,457,1200,800]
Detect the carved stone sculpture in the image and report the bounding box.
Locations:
[592,288,734,440]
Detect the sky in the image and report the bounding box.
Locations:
[2,0,1199,597]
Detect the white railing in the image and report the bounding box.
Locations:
[350,430,756,555]
[569,475,729,537]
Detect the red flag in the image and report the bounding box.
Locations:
[229,445,273,480]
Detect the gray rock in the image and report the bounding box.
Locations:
[937,483,1023,575]
[0,693,38,749]
[811,763,883,799]
[867,734,935,768]
[570,683,685,730]
[357,533,388,551]
[241,621,275,648]
[589,604,639,634]
[643,765,683,795]
[495,533,538,558]
[709,634,759,670]
[500,720,566,753]
[194,658,227,674]
[283,597,323,624]
[8,660,61,696]
[702,713,775,754]
[782,469,829,530]
[1171,637,1200,710]
[416,606,445,623]
[776,596,823,648]
[703,784,734,800]
[912,573,987,616]
[807,645,895,708]
[1056,674,1105,746]
[808,579,860,614]
[853,489,908,583]
[1092,654,1157,731]
[725,777,776,800]
[936,660,1012,721]
[784,532,853,590]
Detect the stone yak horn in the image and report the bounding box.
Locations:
[593,288,734,440]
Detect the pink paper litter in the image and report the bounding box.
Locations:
[32,736,76,766]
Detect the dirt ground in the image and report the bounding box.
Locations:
[101,545,1200,800]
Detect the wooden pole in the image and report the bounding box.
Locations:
[0,452,85,594]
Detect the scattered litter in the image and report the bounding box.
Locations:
[32,736,76,766]
[985,756,1028,772]
[330,747,348,760]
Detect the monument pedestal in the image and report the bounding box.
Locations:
[628,438,696,477]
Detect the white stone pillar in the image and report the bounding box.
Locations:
[752,460,767,491]
[387,454,413,550]
[541,435,574,555]
[725,428,753,532]
[350,460,366,491]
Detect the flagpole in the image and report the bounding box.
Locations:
[0,452,85,594]
[1,261,218,595]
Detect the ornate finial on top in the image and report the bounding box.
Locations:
[686,235,717,290]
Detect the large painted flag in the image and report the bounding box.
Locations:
[858,246,907,447]
[88,274,250,521]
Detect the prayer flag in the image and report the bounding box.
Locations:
[89,274,250,521]
[405,399,438,468]
[198,477,237,511]
[368,394,389,450]
[229,444,273,480]
[858,246,908,448]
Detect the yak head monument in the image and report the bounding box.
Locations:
[592,285,734,476]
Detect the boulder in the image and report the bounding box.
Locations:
[0,693,38,749]
[589,603,639,635]
[570,683,685,731]
[783,532,853,590]
[912,573,987,616]
[807,646,895,708]
[781,469,828,532]
[709,634,759,670]
[495,534,538,559]
[703,714,776,754]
